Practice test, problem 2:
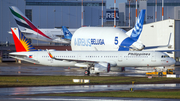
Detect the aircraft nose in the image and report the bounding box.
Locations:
[172,59,176,64]
[169,58,176,65]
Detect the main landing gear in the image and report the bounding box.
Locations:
[84,70,90,76]
[84,65,92,76]
[84,64,100,76]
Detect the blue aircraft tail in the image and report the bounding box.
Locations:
[130,9,146,42]
[62,26,72,40]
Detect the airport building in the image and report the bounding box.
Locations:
[119,0,180,26]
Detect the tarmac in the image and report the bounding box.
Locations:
[0,62,180,101]
[0,62,179,76]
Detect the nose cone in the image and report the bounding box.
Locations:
[167,58,176,66]
[171,58,176,65]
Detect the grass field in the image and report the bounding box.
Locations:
[29,89,180,99]
[0,76,179,87]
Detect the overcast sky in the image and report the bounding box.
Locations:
[106,0,127,9]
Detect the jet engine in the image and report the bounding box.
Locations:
[89,63,111,74]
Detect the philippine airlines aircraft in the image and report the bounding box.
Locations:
[9,28,175,75]
[71,9,170,51]
[9,6,75,43]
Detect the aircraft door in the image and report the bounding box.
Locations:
[151,53,156,62]
[118,55,122,62]
[77,54,81,60]
[32,53,38,60]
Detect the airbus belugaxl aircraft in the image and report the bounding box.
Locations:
[9,28,175,75]
[71,9,170,51]
[9,6,75,43]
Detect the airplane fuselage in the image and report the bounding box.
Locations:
[71,27,145,51]
[22,28,76,43]
[10,51,175,67]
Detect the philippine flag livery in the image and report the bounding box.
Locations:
[29,55,33,58]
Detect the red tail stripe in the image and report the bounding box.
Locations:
[21,16,51,39]
[11,29,27,52]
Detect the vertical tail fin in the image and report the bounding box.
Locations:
[130,9,146,41]
[11,27,36,52]
[62,26,73,40]
[9,6,51,40]
[125,9,146,42]
[9,6,35,31]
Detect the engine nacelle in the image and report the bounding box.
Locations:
[90,63,110,73]
[110,67,125,72]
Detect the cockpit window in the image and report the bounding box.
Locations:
[161,55,170,58]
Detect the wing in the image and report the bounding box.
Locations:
[9,54,39,64]
[144,33,172,50]
[47,50,99,63]
[46,49,116,66]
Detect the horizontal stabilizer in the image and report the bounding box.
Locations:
[9,55,39,64]
[144,33,172,50]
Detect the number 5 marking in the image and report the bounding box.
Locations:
[114,36,118,45]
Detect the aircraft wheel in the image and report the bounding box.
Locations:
[84,70,90,76]
[158,72,163,76]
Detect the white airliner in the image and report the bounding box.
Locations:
[9,28,175,75]
[9,6,75,43]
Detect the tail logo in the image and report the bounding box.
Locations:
[65,30,70,36]
[11,28,36,52]
[62,26,72,40]
[130,9,146,41]
[9,6,52,40]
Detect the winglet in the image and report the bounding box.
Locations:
[167,33,172,47]
[46,49,54,59]
[130,9,146,41]
[62,26,72,40]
